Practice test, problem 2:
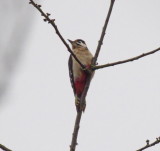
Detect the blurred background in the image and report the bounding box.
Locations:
[0,0,34,101]
[0,0,160,151]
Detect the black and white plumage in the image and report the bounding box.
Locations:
[68,55,76,94]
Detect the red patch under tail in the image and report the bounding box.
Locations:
[74,71,87,97]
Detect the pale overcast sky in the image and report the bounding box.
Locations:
[0,0,160,151]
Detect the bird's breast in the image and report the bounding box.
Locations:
[72,49,93,80]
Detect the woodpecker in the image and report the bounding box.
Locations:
[68,39,93,112]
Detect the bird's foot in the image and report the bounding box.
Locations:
[75,97,86,112]
[81,65,92,74]
[80,102,86,112]
[75,96,80,106]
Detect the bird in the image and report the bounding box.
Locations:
[68,39,93,112]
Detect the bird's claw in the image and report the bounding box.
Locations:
[81,66,93,74]
[75,96,80,106]
[81,66,87,71]
[80,103,86,112]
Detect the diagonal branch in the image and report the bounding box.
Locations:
[92,0,115,65]
[0,144,12,151]
[93,47,160,70]
[136,137,160,151]
[29,0,85,69]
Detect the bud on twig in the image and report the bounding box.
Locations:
[44,18,47,22]
[146,140,149,146]
[47,13,51,16]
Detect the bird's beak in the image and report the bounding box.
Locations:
[68,39,73,44]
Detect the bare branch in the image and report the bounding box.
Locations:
[70,112,82,151]
[93,47,160,70]
[92,0,115,65]
[29,0,85,69]
[136,137,160,151]
[0,144,12,151]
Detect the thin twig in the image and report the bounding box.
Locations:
[136,137,160,151]
[70,112,82,151]
[92,0,115,65]
[0,144,12,151]
[70,0,115,150]
[29,0,85,69]
[93,47,160,70]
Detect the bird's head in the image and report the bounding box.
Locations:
[68,39,87,49]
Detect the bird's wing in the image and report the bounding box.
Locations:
[68,55,76,95]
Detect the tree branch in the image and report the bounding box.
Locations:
[70,112,82,151]
[92,0,115,65]
[136,137,160,151]
[29,0,85,69]
[93,47,160,70]
[0,144,12,151]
